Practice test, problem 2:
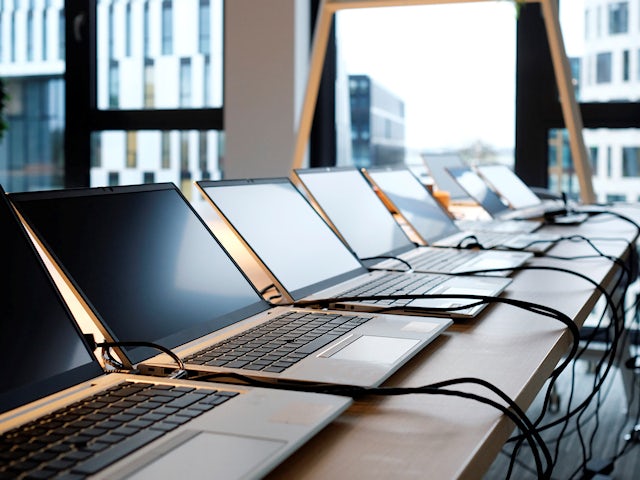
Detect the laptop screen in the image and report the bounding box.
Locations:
[365,167,461,244]
[294,168,415,259]
[10,184,266,365]
[421,155,471,201]
[477,164,542,209]
[198,179,366,300]
[1,188,101,415]
[447,167,509,217]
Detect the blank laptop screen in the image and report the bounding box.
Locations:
[200,180,364,295]
[1,189,100,415]
[447,167,509,217]
[295,169,414,259]
[366,168,461,244]
[10,185,265,365]
[477,165,542,209]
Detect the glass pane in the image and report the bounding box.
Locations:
[90,129,224,200]
[97,0,223,110]
[336,2,517,173]
[559,1,640,201]
[0,0,66,192]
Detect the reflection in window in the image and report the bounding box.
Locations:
[622,147,640,177]
[596,52,612,83]
[608,2,628,35]
[162,0,173,55]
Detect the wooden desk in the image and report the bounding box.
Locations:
[267,208,639,479]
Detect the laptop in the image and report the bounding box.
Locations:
[421,154,473,202]
[0,184,351,480]
[292,167,533,276]
[361,166,558,253]
[9,183,451,388]
[447,165,589,224]
[196,177,513,319]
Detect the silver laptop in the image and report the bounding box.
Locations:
[293,167,533,276]
[9,183,451,388]
[196,177,512,320]
[447,165,588,225]
[0,184,351,480]
[421,154,473,202]
[362,166,558,253]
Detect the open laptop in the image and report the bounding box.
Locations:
[361,166,558,253]
[293,167,533,276]
[10,183,451,388]
[447,165,589,224]
[196,177,513,320]
[0,184,351,480]
[421,154,473,202]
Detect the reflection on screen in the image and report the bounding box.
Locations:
[12,187,263,364]
[448,167,508,216]
[203,181,363,293]
[1,192,97,414]
[477,165,541,209]
[367,168,460,244]
[296,169,413,259]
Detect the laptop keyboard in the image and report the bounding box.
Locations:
[336,271,446,306]
[379,248,478,273]
[185,311,373,373]
[0,381,238,479]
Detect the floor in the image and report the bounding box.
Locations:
[485,357,640,480]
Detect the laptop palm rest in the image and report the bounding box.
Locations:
[116,431,286,479]
[324,335,420,364]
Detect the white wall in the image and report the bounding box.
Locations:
[224,0,310,178]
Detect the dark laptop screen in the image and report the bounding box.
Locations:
[365,167,461,244]
[199,179,365,299]
[1,188,101,415]
[447,167,509,217]
[295,168,414,259]
[10,185,265,365]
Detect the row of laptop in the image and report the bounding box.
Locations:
[0,164,556,478]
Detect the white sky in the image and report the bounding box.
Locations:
[337,0,584,152]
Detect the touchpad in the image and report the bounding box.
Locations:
[328,335,419,364]
[121,431,285,479]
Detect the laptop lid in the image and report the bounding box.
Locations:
[446,166,511,218]
[9,183,270,367]
[363,166,462,245]
[294,167,416,260]
[0,185,103,415]
[421,154,472,201]
[476,164,542,209]
[196,178,369,303]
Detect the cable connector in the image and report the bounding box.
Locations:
[84,333,98,350]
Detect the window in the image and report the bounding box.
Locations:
[161,132,171,169]
[608,2,628,35]
[596,52,612,83]
[199,0,210,55]
[622,50,629,81]
[144,58,154,108]
[126,131,137,168]
[58,9,64,60]
[143,1,150,57]
[162,0,173,55]
[108,3,115,59]
[589,146,598,175]
[143,171,155,183]
[622,147,640,177]
[42,8,47,61]
[125,2,132,57]
[108,171,119,186]
[180,58,191,107]
[108,60,119,108]
[26,10,33,61]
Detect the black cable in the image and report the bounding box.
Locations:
[361,255,413,271]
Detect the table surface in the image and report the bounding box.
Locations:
[264,206,640,479]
